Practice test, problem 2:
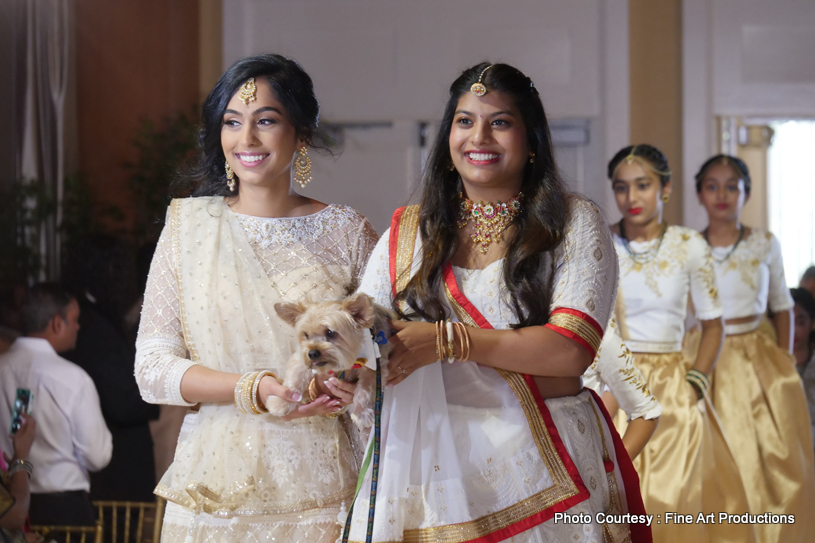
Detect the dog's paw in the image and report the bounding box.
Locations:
[265,395,298,417]
[351,406,375,428]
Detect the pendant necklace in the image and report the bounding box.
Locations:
[703,224,745,262]
[618,220,668,270]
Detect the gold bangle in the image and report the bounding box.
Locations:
[446,320,455,363]
[243,371,261,414]
[234,372,257,413]
[251,370,276,414]
[323,405,350,419]
[308,376,320,402]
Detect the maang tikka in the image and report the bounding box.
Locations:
[292,146,312,188]
[239,78,257,106]
[470,65,493,97]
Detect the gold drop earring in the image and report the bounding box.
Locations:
[293,146,312,188]
[225,160,236,192]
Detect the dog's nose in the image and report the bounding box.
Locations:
[308,349,321,361]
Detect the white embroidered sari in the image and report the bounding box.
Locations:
[135,196,378,542]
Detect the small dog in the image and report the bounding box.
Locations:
[267,292,393,428]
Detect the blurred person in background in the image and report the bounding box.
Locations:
[0,283,111,526]
[62,235,159,501]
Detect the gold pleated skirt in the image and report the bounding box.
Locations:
[614,352,756,543]
[710,330,815,542]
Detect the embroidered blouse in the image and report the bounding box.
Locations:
[710,229,793,324]
[614,225,722,352]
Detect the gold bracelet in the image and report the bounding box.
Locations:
[446,320,455,363]
[251,370,277,414]
[243,371,261,414]
[234,372,257,413]
[323,405,350,419]
[308,376,320,402]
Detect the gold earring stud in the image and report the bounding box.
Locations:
[225,160,236,192]
[662,194,670,203]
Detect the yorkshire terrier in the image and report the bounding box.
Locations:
[267,292,393,428]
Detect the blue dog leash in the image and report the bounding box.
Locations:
[341,329,386,543]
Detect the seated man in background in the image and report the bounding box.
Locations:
[0,283,111,526]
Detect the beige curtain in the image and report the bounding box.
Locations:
[7,0,75,280]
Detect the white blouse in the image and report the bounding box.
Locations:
[710,229,793,325]
[583,320,662,421]
[615,225,722,352]
[359,198,618,330]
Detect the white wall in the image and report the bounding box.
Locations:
[683,0,815,229]
[223,0,629,231]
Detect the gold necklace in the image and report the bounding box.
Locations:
[457,192,523,253]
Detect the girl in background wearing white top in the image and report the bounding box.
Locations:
[695,155,815,542]
[607,144,754,543]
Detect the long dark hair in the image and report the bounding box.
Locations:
[396,62,570,328]
[186,54,320,197]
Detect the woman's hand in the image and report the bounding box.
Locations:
[322,377,356,405]
[257,374,303,404]
[386,320,440,386]
[11,414,36,460]
[280,395,344,421]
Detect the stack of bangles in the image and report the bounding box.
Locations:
[434,319,471,363]
[8,458,33,478]
[685,368,710,399]
[234,370,277,414]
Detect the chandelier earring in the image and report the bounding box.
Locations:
[225,160,237,192]
[529,152,535,164]
[293,146,312,188]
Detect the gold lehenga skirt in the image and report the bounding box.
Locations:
[709,330,815,543]
[614,352,756,543]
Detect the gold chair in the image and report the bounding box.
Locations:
[92,499,165,543]
[30,521,103,543]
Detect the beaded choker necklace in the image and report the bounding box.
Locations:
[703,224,745,262]
[618,220,668,270]
[457,192,523,253]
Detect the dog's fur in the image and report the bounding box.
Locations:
[268,293,393,428]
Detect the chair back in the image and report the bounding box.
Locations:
[92,499,165,543]
[30,522,103,543]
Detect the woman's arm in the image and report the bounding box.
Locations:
[386,321,591,386]
[0,416,35,530]
[691,317,724,377]
[622,417,658,460]
[773,309,794,353]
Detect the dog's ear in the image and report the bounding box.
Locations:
[274,302,306,326]
[342,293,374,328]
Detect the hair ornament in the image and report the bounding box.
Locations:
[239,77,257,106]
[618,145,672,177]
[470,65,492,97]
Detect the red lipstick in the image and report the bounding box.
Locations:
[715,204,729,210]
[628,207,643,215]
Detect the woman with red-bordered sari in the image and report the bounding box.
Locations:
[345,63,650,543]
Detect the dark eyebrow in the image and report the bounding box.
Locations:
[223,106,283,117]
[613,176,651,184]
[454,109,515,118]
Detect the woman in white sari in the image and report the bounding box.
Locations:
[346,63,650,543]
[134,54,378,542]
